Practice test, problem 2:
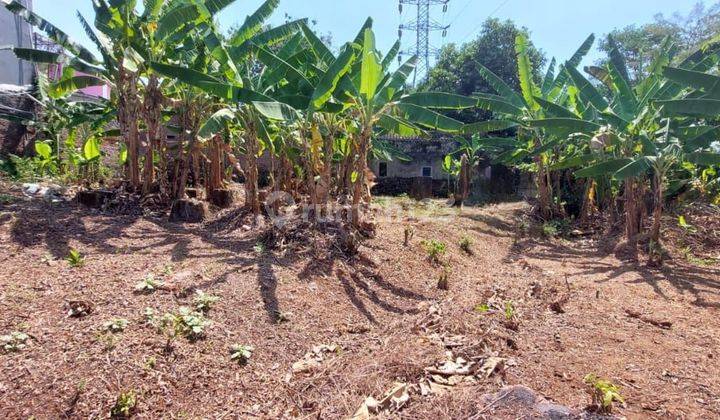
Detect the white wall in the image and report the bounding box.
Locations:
[0,0,34,86]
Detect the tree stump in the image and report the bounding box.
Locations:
[169,199,208,223]
[208,189,235,208]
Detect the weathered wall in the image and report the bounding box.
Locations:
[0,85,35,156]
[370,156,449,181]
[0,0,34,86]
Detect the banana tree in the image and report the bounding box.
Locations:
[443,135,487,206]
[542,37,720,258]
[470,33,596,219]
[328,20,472,227]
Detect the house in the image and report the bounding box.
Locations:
[0,0,33,86]
[370,135,492,199]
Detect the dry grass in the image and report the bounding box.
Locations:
[1,191,719,418]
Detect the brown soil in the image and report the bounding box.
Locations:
[1,187,719,419]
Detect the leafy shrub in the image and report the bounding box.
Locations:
[584,374,624,413]
[542,221,560,237]
[66,249,85,268]
[421,239,447,263]
[134,274,164,293]
[103,318,129,333]
[229,344,254,365]
[110,390,137,418]
[193,291,220,313]
[1,331,30,353]
[459,236,473,254]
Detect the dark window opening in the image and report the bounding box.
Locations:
[422,166,432,178]
[379,162,388,177]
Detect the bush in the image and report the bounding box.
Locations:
[421,239,447,263]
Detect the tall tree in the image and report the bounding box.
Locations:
[598,1,720,84]
[420,18,545,123]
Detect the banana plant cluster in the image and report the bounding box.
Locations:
[471,31,720,265]
[3,0,478,229]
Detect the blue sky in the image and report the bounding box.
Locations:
[33,0,703,70]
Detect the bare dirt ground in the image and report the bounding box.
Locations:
[1,186,719,419]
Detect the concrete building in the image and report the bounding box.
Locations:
[0,0,34,86]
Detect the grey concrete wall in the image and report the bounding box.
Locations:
[370,157,448,181]
[0,0,34,85]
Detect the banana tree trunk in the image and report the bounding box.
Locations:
[142,75,164,196]
[625,178,642,253]
[118,68,140,191]
[453,154,470,207]
[351,126,372,228]
[649,172,664,266]
[534,156,553,220]
[208,134,224,193]
[300,127,319,221]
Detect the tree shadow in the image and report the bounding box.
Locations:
[7,199,436,326]
[507,233,720,309]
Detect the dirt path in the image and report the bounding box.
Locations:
[0,194,718,418]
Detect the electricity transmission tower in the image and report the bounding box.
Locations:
[398,0,450,86]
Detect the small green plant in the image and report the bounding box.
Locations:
[110,390,137,418]
[504,301,515,320]
[459,236,473,254]
[1,331,30,353]
[162,263,174,276]
[678,215,697,233]
[143,307,156,323]
[134,274,164,293]
[421,239,447,263]
[584,374,625,413]
[474,303,490,313]
[0,193,18,204]
[229,344,254,365]
[193,291,220,313]
[542,221,560,238]
[159,307,210,341]
[144,356,157,369]
[103,318,129,333]
[253,242,266,254]
[66,249,85,268]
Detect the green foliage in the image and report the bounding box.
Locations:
[110,390,137,418]
[678,215,697,233]
[459,236,473,254]
[193,291,220,313]
[0,194,18,205]
[229,344,254,365]
[474,303,490,313]
[504,301,515,320]
[421,239,447,263]
[253,242,266,254]
[1,331,30,353]
[134,274,164,293]
[159,307,210,341]
[584,374,625,413]
[66,249,85,268]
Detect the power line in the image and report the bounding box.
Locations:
[459,0,512,42]
[447,0,474,28]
